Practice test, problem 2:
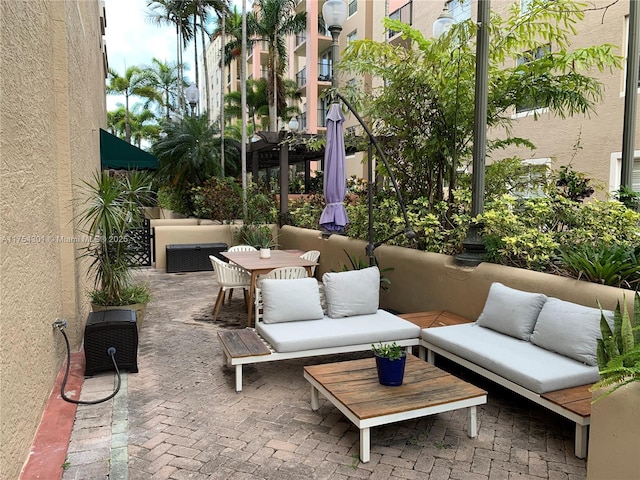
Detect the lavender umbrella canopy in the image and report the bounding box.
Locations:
[319,103,349,232]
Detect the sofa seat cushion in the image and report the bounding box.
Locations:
[421,324,600,394]
[256,309,420,353]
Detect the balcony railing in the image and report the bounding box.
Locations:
[295,33,307,47]
[318,107,327,128]
[318,60,331,82]
[300,112,307,131]
[388,1,412,39]
[296,67,306,88]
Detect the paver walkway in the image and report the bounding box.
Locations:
[62,269,588,480]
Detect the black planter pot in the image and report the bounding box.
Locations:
[375,353,407,386]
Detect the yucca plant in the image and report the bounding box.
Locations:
[77,171,154,306]
[558,243,640,289]
[592,291,640,400]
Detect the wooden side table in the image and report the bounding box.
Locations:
[218,329,271,391]
[399,310,473,329]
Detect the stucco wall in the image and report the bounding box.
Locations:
[0,1,106,477]
[278,226,634,316]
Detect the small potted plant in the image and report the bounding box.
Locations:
[372,342,407,386]
[77,171,154,324]
[236,224,277,258]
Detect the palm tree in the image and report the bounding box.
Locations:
[146,58,183,119]
[107,106,127,137]
[152,115,241,195]
[128,105,161,147]
[250,0,306,131]
[106,66,161,143]
[225,78,269,132]
[147,0,194,115]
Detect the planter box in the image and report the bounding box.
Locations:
[166,243,228,273]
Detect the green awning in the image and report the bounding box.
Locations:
[100,128,158,170]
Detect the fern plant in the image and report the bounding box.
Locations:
[592,292,640,401]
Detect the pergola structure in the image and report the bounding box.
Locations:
[247,130,325,213]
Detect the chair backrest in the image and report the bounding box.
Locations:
[300,250,320,263]
[262,266,308,281]
[300,250,320,276]
[228,245,257,252]
[209,255,250,287]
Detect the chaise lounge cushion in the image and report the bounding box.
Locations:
[261,278,324,324]
[529,298,614,366]
[475,282,548,341]
[421,323,601,393]
[322,266,380,318]
[257,309,420,353]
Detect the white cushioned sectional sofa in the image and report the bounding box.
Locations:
[220,266,420,391]
[420,282,613,458]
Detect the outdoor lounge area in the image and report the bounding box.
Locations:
[36,225,637,479]
[56,266,590,480]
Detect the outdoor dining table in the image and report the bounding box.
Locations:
[220,249,318,327]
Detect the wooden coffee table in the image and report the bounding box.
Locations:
[303,355,487,463]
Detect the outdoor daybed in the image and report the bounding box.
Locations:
[420,282,613,459]
[218,266,421,392]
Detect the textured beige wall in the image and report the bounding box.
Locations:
[0,1,105,477]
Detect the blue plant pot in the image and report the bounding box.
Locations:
[375,353,407,386]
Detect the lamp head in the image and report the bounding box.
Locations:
[288,116,299,132]
[322,0,348,30]
[433,3,455,39]
[185,82,199,105]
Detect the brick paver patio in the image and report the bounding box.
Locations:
[62,269,588,480]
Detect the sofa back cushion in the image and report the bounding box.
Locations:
[475,282,548,340]
[261,278,324,324]
[322,266,380,318]
[529,297,614,366]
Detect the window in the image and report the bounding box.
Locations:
[609,153,640,194]
[318,50,332,81]
[447,0,470,22]
[348,0,357,17]
[515,44,551,114]
[347,30,357,43]
[515,158,551,199]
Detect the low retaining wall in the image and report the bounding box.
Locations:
[278,226,633,317]
[154,224,277,270]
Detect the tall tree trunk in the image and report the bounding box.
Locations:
[200,2,211,121]
[269,49,277,131]
[125,91,131,143]
[193,9,199,115]
[220,13,226,176]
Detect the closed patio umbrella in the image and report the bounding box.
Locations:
[319,102,348,232]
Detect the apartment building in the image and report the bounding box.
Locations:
[204,0,640,196]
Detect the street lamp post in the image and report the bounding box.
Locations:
[455,0,490,267]
[322,0,348,91]
[185,82,199,117]
[322,0,415,266]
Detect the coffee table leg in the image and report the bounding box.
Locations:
[310,385,319,410]
[360,428,370,463]
[235,365,243,392]
[468,406,478,438]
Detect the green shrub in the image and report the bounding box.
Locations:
[288,193,325,229]
[191,177,243,222]
[558,244,640,289]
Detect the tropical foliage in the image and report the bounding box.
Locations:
[593,292,640,400]
[77,171,154,306]
[339,0,620,208]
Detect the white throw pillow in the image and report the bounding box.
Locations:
[530,297,614,366]
[322,266,380,318]
[476,282,548,340]
[261,278,324,324]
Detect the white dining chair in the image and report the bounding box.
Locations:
[256,266,308,287]
[228,245,257,252]
[300,250,320,276]
[209,255,251,321]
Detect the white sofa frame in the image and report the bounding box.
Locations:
[419,340,590,459]
[219,287,420,392]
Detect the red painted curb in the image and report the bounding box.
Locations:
[20,351,85,480]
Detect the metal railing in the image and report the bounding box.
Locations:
[388,1,412,39]
[318,60,331,82]
[296,67,306,88]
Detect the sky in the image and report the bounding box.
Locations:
[104,0,244,111]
